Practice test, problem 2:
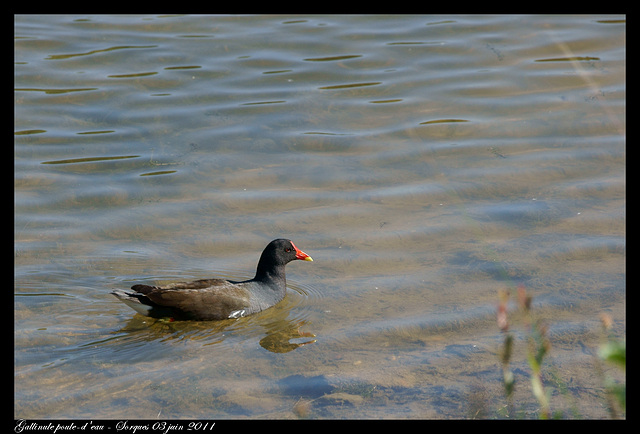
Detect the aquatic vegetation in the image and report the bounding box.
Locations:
[498,285,551,418]
[598,313,625,417]
[497,285,625,419]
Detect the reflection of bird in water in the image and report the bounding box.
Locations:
[260,320,316,353]
[111,301,317,354]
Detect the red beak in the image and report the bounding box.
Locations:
[291,242,313,261]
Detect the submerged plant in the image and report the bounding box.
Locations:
[497,287,625,419]
[497,285,551,418]
[497,290,515,417]
[598,313,625,418]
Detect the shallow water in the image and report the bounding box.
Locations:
[15,14,625,419]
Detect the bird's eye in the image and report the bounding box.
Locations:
[285,248,292,252]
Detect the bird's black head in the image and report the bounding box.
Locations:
[262,239,313,265]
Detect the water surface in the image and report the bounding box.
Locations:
[15,14,625,419]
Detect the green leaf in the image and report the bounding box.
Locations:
[599,340,625,369]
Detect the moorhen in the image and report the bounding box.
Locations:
[112,239,312,321]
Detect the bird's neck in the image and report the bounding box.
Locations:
[254,260,286,285]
